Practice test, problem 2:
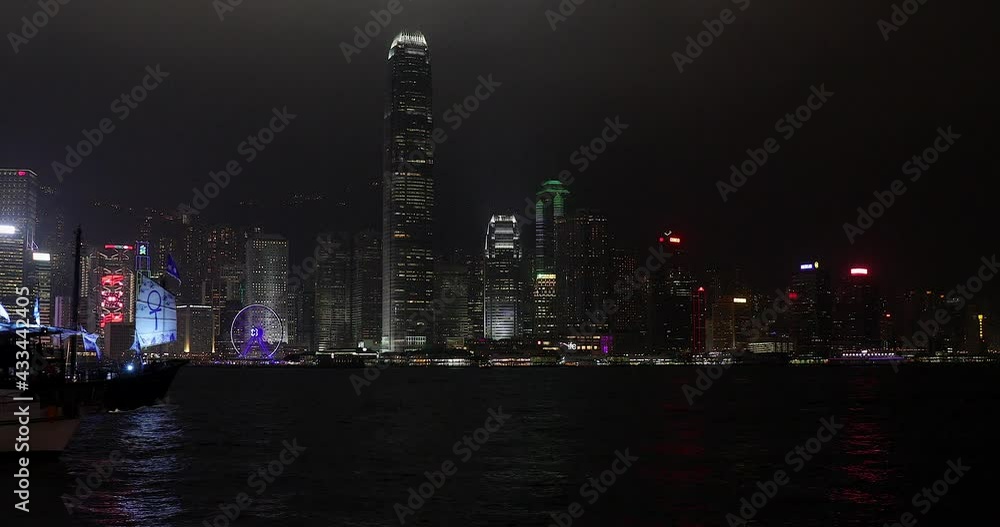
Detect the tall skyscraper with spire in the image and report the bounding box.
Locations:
[382,29,434,352]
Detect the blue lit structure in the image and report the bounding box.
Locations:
[231,304,284,360]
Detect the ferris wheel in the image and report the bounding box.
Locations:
[231,304,284,359]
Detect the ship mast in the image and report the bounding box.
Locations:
[68,226,82,380]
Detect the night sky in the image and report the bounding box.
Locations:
[2,0,995,296]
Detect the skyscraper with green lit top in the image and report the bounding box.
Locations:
[533,180,569,337]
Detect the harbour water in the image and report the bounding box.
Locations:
[16,365,999,526]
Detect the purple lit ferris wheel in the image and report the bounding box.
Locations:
[231,304,284,359]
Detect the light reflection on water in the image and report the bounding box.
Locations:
[62,405,186,526]
[24,366,999,526]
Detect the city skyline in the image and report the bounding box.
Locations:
[1,8,996,357]
[1,1,992,296]
[4,4,998,526]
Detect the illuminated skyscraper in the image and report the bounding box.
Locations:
[177,304,215,355]
[48,211,71,298]
[692,286,707,354]
[382,29,434,353]
[29,251,52,345]
[484,215,522,340]
[179,215,207,304]
[0,228,22,309]
[834,266,882,350]
[564,210,610,334]
[245,233,289,343]
[434,254,470,348]
[534,273,557,337]
[966,312,986,354]
[711,296,752,351]
[0,169,38,308]
[649,233,694,353]
[205,225,243,337]
[789,261,833,356]
[29,252,52,324]
[314,235,351,351]
[351,230,382,347]
[609,248,649,352]
[533,180,569,337]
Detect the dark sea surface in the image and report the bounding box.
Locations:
[12,365,1000,526]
